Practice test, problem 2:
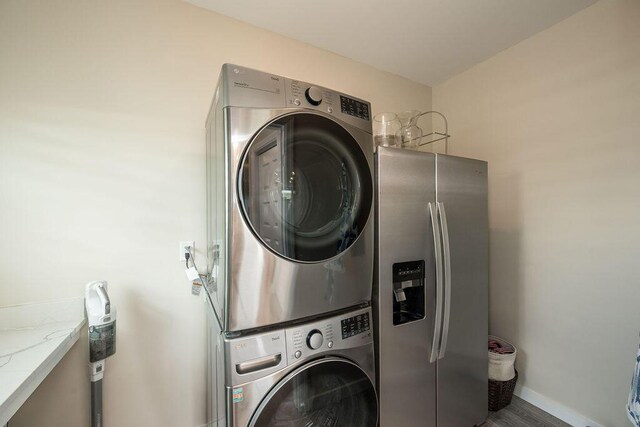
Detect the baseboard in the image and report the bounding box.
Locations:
[514,384,604,427]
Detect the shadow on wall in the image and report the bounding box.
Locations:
[110,287,176,426]
[488,171,527,381]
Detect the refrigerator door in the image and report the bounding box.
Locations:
[435,154,488,427]
[374,147,437,427]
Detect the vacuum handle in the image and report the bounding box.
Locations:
[96,284,111,315]
[91,378,103,427]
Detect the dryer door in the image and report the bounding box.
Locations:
[239,112,373,263]
[249,357,377,427]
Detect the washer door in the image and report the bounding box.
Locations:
[239,112,373,263]
[249,357,378,427]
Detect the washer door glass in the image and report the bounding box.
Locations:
[249,358,378,427]
[240,113,372,262]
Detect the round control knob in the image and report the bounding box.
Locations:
[306,329,324,350]
[305,87,323,106]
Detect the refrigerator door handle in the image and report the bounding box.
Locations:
[428,202,444,364]
[437,202,452,359]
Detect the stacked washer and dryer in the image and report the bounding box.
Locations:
[205,64,378,426]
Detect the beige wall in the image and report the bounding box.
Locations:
[433,0,640,425]
[0,0,431,425]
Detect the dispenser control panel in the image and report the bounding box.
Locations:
[341,312,370,339]
[392,260,426,326]
[393,260,425,282]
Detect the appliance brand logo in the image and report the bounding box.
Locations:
[271,336,280,341]
[234,81,249,88]
[270,76,280,81]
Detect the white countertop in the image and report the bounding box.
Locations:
[0,297,85,426]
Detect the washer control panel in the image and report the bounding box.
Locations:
[306,329,324,349]
[340,312,370,339]
[284,307,372,365]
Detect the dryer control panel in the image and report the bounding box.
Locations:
[220,63,373,133]
[284,307,372,365]
[285,78,371,129]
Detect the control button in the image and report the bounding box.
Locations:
[306,329,324,350]
[305,86,323,106]
[327,340,334,348]
[293,99,301,106]
[327,106,333,113]
[294,350,302,359]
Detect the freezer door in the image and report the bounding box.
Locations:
[435,154,488,427]
[375,147,437,427]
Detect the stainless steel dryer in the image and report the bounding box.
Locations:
[206,302,377,427]
[206,64,374,332]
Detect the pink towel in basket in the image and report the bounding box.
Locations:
[489,339,515,355]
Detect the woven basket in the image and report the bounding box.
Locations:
[489,335,517,381]
[488,369,518,412]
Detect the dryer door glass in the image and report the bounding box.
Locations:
[249,358,377,427]
[240,113,373,262]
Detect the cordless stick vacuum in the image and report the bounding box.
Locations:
[85,281,117,427]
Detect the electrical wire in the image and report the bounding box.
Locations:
[186,247,207,289]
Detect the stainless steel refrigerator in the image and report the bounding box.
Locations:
[373,146,488,427]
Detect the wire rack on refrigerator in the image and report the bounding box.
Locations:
[413,110,450,154]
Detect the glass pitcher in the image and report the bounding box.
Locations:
[396,110,423,149]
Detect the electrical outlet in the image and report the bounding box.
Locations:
[179,241,194,261]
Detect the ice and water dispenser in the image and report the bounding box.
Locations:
[392,260,425,325]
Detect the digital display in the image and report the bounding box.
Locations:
[393,260,425,282]
[340,96,370,121]
[341,312,370,339]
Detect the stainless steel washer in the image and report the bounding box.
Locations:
[206,64,374,332]
[206,303,377,427]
